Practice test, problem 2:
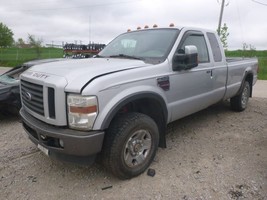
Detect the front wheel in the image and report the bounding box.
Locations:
[101,112,159,179]
[230,81,251,112]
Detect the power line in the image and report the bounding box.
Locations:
[251,0,267,6]
[235,0,245,48]
[23,0,142,12]
[4,0,59,6]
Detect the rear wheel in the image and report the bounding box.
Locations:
[101,112,159,179]
[230,81,251,111]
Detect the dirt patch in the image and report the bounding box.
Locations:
[1,98,266,199]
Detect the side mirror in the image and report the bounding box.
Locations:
[172,45,198,71]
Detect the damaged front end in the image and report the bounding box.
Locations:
[0,66,30,113]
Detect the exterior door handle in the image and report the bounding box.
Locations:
[206,70,213,78]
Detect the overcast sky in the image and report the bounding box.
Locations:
[1,0,267,50]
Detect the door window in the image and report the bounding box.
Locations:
[179,34,209,63]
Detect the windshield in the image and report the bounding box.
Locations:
[99,28,180,64]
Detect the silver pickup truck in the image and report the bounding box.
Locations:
[20,26,258,179]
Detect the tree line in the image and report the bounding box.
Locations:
[1,21,256,53]
[0,22,42,49]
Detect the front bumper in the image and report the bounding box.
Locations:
[20,107,105,164]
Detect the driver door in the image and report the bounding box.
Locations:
[168,31,214,121]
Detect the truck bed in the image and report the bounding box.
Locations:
[226,57,257,63]
[224,57,258,100]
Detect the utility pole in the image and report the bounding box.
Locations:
[217,0,225,36]
[89,14,91,44]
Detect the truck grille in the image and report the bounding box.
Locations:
[21,80,44,116]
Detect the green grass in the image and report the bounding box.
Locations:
[1,48,266,80]
[258,57,267,80]
[226,50,267,80]
[0,47,63,67]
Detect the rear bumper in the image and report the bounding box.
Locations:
[20,107,105,164]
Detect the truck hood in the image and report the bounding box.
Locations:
[27,58,149,93]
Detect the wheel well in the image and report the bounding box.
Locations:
[105,97,167,148]
[245,72,253,97]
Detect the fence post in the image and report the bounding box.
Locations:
[16,49,19,60]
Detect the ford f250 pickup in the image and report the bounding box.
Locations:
[20,25,258,179]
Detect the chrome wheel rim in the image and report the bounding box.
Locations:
[124,130,152,168]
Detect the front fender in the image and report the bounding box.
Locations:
[93,85,169,130]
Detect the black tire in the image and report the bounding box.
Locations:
[230,81,251,112]
[101,112,159,179]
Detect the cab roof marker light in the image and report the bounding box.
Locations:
[130,23,175,31]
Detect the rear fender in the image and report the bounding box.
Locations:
[237,71,253,97]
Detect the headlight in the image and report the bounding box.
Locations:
[67,94,98,130]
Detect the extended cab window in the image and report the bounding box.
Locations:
[207,32,222,62]
[179,34,209,63]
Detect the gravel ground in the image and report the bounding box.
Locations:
[0,67,11,74]
[0,67,266,199]
[0,97,266,200]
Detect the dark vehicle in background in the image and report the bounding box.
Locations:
[0,59,63,113]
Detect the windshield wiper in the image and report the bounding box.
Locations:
[109,54,143,60]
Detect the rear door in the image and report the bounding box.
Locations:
[206,32,227,103]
